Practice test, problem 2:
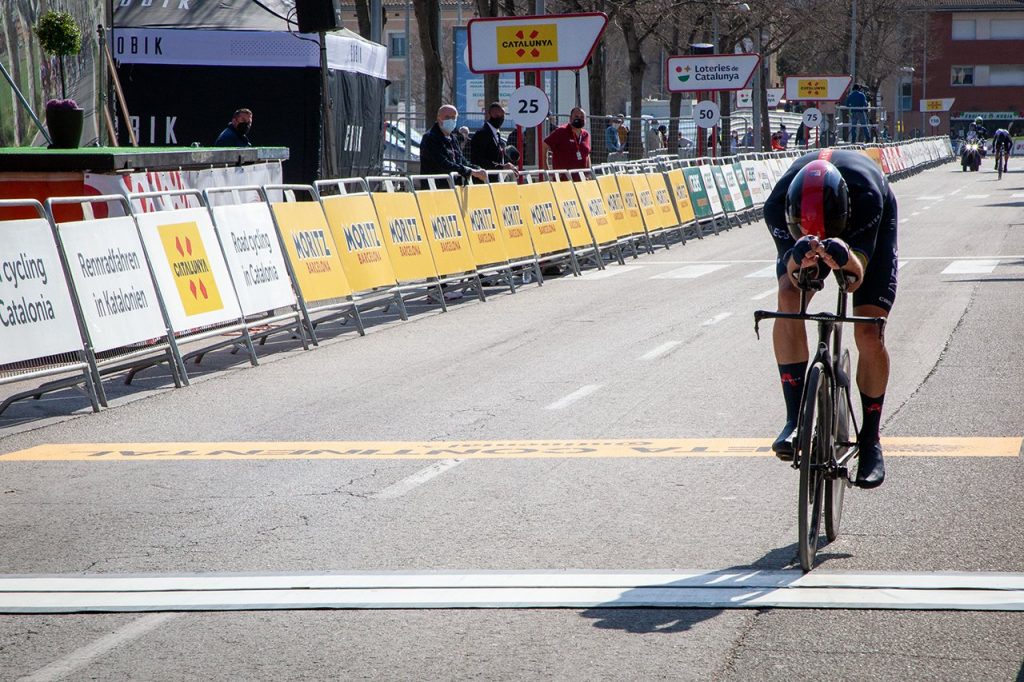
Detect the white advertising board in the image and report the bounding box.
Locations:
[767,88,784,107]
[722,165,746,209]
[135,208,242,332]
[0,219,83,364]
[697,165,725,215]
[210,203,297,316]
[468,13,607,73]
[666,53,761,93]
[57,216,167,353]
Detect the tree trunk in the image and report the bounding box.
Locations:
[414,0,444,118]
[619,11,646,160]
[668,92,682,154]
[353,0,372,40]
[719,91,731,157]
[476,0,501,112]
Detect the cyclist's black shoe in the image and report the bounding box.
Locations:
[856,440,885,489]
[772,423,796,461]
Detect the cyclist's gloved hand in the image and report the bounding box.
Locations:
[791,236,817,266]
[820,238,850,268]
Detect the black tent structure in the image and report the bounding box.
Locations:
[112,0,387,183]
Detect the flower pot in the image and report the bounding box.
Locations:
[45,107,84,149]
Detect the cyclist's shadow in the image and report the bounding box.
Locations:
[580,543,852,634]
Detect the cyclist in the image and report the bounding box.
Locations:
[991,127,1013,172]
[763,149,897,489]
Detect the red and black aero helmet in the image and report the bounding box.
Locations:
[785,160,850,240]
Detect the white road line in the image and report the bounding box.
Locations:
[575,265,644,280]
[372,459,463,499]
[545,384,602,410]
[916,195,944,200]
[638,341,681,361]
[921,205,932,210]
[899,218,909,224]
[964,194,990,199]
[745,264,778,278]
[942,259,999,275]
[1012,193,1024,198]
[1,571,1021,613]
[951,187,963,195]
[911,211,921,216]
[18,613,175,682]
[650,263,730,279]
[897,261,910,270]
[701,312,733,326]
[751,287,777,301]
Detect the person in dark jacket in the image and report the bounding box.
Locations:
[419,105,486,186]
[215,108,253,147]
[470,102,517,173]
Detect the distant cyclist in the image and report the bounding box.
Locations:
[992,127,1013,172]
[763,149,897,489]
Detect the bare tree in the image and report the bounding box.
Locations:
[414,0,445,118]
[353,0,372,39]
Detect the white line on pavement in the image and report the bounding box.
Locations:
[745,264,778,278]
[951,187,963,195]
[574,265,644,280]
[19,613,176,682]
[372,459,463,499]
[900,218,909,224]
[650,263,731,279]
[638,341,682,361]
[545,384,602,410]
[897,261,910,270]
[917,196,944,200]
[911,212,921,216]
[701,312,733,327]
[964,194,991,199]
[942,259,1000,275]
[2,571,1021,613]
[1013,193,1024,198]
[751,287,777,301]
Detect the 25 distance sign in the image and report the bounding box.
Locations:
[507,85,549,128]
[694,100,721,129]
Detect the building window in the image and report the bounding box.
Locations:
[989,65,1024,86]
[991,19,1024,40]
[388,32,407,58]
[952,19,976,40]
[900,81,913,113]
[951,66,974,86]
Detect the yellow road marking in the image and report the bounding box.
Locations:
[0,438,1020,461]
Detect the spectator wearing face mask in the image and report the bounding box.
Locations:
[470,102,517,174]
[216,108,253,146]
[420,104,486,185]
[543,107,592,171]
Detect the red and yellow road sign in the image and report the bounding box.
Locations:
[496,24,559,65]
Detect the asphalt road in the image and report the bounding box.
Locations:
[1,160,1022,680]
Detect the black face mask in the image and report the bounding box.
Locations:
[236,122,251,136]
[571,118,585,129]
[488,116,504,129]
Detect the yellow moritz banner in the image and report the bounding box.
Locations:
[615,175,646,236]
[460,184,513,267]
[271,201,352,303]
[549,179,597,249]
[645,172,680,230]
[487,182,538,261]
[496,24,559,65]
[631,174,662,230]
[573,179,619,245]
[597,174,639,239]
[518,182,571,256]
[370,191,439,282]
[414,188,478,276]
[321,194,398,293]
[666,168,697,225]
[158,221,225,316]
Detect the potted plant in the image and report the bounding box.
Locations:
[35,10,84,148]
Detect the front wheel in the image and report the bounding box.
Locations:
[797,363,830,572]
[825,350,852,542]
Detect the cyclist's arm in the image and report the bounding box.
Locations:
[785,238,865,290]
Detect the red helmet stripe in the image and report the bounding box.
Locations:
[818,149,834,162]
[799,161,828,238]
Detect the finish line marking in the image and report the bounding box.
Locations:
[1,438,1020,461]
[0,570,1021,613]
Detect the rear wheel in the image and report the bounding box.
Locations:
[797,363,830,572]
[825,350,852,542]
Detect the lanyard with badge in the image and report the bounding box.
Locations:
[572,128,584,161]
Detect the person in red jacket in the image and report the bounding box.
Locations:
[543,107,591,171]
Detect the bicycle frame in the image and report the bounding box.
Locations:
[754,268,886,476]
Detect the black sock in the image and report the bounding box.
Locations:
[860,392,885,443]
[778,362,807,426]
